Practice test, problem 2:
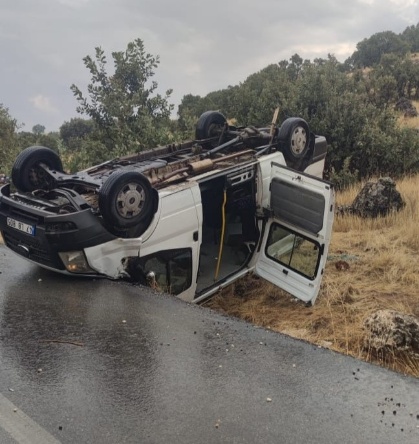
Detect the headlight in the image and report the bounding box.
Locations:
[59,251,95,274]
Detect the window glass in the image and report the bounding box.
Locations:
[139,249,192,295]
[265,224,320,279]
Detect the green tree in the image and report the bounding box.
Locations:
[17,131,60,153]
[401,23,419,52]
[71,38,174,157]
[0,104,19,174]
[60,118,95,151]
[32,124,45,135]
[350,31,409,68]
[179,30,419,185]
[177,94,207,137]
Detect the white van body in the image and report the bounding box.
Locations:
[80,151,334,304]
[0,112,334,305]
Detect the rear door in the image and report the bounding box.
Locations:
[254,162,334,305]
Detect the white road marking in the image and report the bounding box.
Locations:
[0,393,61,444]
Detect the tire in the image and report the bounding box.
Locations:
[98,170,156,231]
[195,111,227,140]
[278,118,310,162]
[12,146,63,192]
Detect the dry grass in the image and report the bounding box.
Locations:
[208,175,419,378]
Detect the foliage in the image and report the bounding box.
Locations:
[371,53,419,99]
[61,138,108,172]
[349,31,409,68]
[0,104,19,174]
[177,43,419,185]
[17,131,60,153]
[328,157,358,190]
[59,118,95,152]
[32,124,45,135]
[70,38,174,158]
[0,106,61,174]
[401,24,419,52]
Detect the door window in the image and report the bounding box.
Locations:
[139,248,192,295]
[265,223,320,280]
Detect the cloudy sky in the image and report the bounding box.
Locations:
[1,0,418,132]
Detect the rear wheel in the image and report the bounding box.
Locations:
[12,146,63,192]
[99,170,157,234]
[195,111,227,141]
[278,118,310,163]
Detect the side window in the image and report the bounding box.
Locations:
[139,249,192,295]
[265,223,320,280]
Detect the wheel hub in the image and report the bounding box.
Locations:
[117,184,145,218]
[290,126,307,155]
[29,165,47,187]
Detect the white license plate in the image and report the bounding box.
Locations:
[7,217,36,236]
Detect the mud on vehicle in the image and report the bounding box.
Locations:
[0,111,334,304]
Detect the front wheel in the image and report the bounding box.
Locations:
[98,170,157,232]
[12,146,63,192]
[278,118,310,163]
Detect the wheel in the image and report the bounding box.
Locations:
[12,146,63,192]
[278,118,310,162]
[98,170,157,231]
[195,111,227,140]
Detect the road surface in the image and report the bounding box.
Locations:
[0,244,418,443]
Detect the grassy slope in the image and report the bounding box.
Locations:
[209,175,419,377]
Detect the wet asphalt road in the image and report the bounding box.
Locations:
[0,245,418,443]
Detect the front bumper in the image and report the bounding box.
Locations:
[0,184,115,271]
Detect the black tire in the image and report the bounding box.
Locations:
[98,170,156,230]
[195,111,227,140]
[278,118,310,162]
[12,146,63,192]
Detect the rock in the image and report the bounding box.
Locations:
[350,178,404,217]
[363,310,419,358]
[335,260,350,271]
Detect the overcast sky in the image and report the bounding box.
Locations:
[1,0,418,132]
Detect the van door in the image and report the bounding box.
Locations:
[254,162,334,305]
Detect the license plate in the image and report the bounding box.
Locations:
[7,217,36,236]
